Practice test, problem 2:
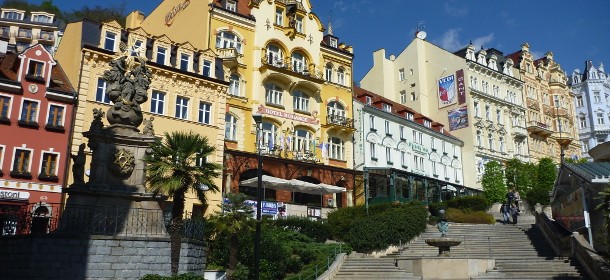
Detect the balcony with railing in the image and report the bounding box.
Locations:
[36,31,54,42]
[15,29,32,40]
[511,124,528,138]
[0,27,9,39]
[526,98,539,109]
[527,121,553,137]
[325,114,355,130]
[217,47,244,68]
[261,55,324,82]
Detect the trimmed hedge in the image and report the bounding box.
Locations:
[328,202,427,253]
[444,208,495,224]
[141,274,204,280]
[269,216,331,242]
[446,195,489,211]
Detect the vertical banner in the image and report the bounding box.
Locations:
[456,69,466,104]
[438,74,457,108]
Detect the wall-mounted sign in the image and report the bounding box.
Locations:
[456,69,466,104]
[165,0,190,27]
[0,190,30,201]
[438,74,457,108]
[448,106,469,131]
[409,142,429,154]
[257,105,319,124]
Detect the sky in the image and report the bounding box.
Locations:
[30,0,610,82]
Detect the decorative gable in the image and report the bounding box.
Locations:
[17,44,56,86]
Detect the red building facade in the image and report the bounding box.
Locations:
[0,44,75,234]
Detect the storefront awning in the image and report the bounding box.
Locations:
[240,176,346,195]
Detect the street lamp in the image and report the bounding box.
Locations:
[555,104,565,162]
[252,112,263,280]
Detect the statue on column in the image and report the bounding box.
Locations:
[71,143,86,185]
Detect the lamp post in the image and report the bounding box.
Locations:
[252,113,263,280]
[555,104,565,162]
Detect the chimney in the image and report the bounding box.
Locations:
[125,10,145,29]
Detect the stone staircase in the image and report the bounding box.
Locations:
[330,211,591,280]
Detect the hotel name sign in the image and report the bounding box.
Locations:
[165,0,190,27]
[257,105,319,124]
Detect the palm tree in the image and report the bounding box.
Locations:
[208,192,255,279]
[143,131,221,276]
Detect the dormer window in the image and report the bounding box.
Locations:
[156,46,167,65]
[382,103,392,112]
[103,31,117,51]
[295,15,304,33]
[275,8,284,25]
[226,0,237,12]
[424,120,431,128]
[329,37,338,48]
[131,39,144,56]
[2,11,23,20]
[406,113,414,120]
[27,60,45,79]
[32,14,52,23]
[202,60,212,77]
[180,53,191,71]
[365,96,372,105]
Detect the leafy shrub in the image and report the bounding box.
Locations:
[446,195,489,211]
[326,205,367,240]
[444,208,495,224]
[428,201,448,216]
[334,203,427,253]
[269,216,331,242]
[140,274,204,280]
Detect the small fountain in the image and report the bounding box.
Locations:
[425,209,462,257]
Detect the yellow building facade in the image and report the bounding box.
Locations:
[56,16,229,215]
[507,43,581,163]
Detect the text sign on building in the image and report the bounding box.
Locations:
[0,190,30,201]
[165,0,190,26]
[438,74,457,108]
[456,69,466,104]
[257,105,319,124]
[409,142,429,154]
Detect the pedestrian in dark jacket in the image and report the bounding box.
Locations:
[500,203,510,225]
[510,203,519,224]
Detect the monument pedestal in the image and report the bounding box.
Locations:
[62,125,166,236]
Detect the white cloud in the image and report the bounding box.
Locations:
[444,3,468,17]
[333,0,374,14]
[531,50,544,60]
[435,29,495,52]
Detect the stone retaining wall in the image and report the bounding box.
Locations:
[0,234,205,280]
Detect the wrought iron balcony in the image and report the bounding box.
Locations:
[36,32,54,42]
[512,126,528,138]
[526,121,553,137]
[217,47,244,68]
[326,114,354,129]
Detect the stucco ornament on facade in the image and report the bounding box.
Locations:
[108,148,136,176]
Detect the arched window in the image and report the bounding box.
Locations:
[262,122,279,149]
[216,31,243,53]
[225,113,237,140]
[325,63,333,82]
[266,44,283,66]
[337,67,345,85]
[292,51,307,73]
[229,74,240,96]
[293,90,309,111]
[265,83,283,105]
[327,101,345,117]
[294,129,312,152]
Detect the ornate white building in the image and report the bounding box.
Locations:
[569,61,610,161]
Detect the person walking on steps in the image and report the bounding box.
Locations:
[514,190,521,210]
[507,189,515,207]
[510,203,519,225]
[500,202,510,225]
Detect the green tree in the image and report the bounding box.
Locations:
[565,157,589,164]
[63,4,126,25]
[207,193,255,280]
[504,158,536,195]
[527,157,557,206]
[481,161,506,204]
[595,185,610,250]
[143,131,221,276]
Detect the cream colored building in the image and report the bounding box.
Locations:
[0,8,60,54]
[361,38,527,190]
[55,16,229,215]
[507,43,580,163]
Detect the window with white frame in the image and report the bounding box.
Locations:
[229,74,241,96]
[12,148,31,175]
[325,63,333,82]
[293,90,309,112]
[27,60,44,78]
[401,151,407,166]
[488,134,494,150]
[265,83,283,106]
[386,147,392,163]
[423,120,431,128]
[384,120,391,135]
[493,85,499,97]
[597,113,604,125]
[295,15,304,33]
[46,104,64,128]
[202,60,212,77]
[225,0,237,12]
[499,137,505,153]
[431,138,436,150]
[32,14,51,23]
[496,109,502,124]
[175,96,189,120]
[329,137,345,160]
[485,105,490,120]
[400,91,407,104]
[582,142,589,153]
[399,126,405,139]
[476,130,482,146]
[96,78,110,104]
[406,112,414,120]
[337,67,345,85]
[266,44,283,66]
[131,39,144,56]
[482,81,488,93]
[369,115,375,131]
[0,95,11,119]
[292,52,306,73]
[474,101,480,117]
[275,8,284,25]
[39,152,58,177]
[411,92,416,101]
[594,91,601,103]
[216,31,243,53]
[579,117,587,129]
[382,103,392,112]
[432,161,437,175]
[370,142,377,160]
[156,46,167,65]
[399,68,405,81]
[180,53,191,71]
[20,99,38,124]
[261,122,278,148]
[329,37,338,48]
[412,130,417,142]
[151,91,165,115]
[2,11,22,20]
[365,96,372,105]
[103,31,117,51]
[225,113,237,140]
[294,129,312,152]
[198,102,212,124]
[414,155,424,171]
[328,101,345,118]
